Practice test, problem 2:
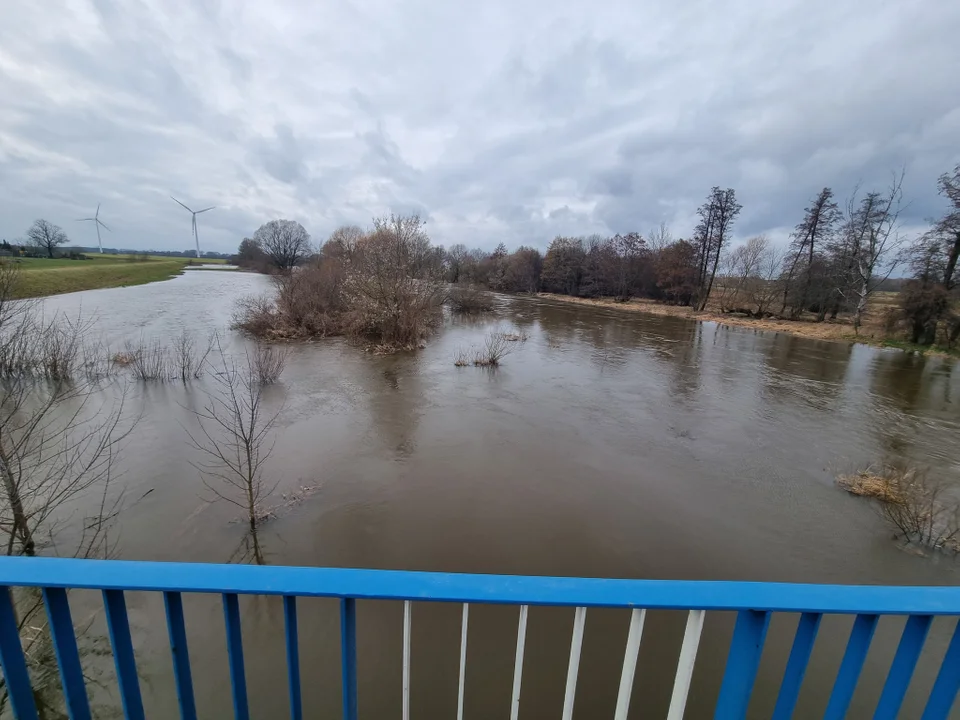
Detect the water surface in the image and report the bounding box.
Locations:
[39,273,960,718]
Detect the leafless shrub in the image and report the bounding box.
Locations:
[124,333,214,382]
[171,330,214,381]
[126,338,169,381]
[0,377,133,559]
[0,272,91,382]
[185,344,282,565]
[251,342,288,385]
[839,465,960,552]
[473,331,513,367]
[453,347,471,367]
[448,285,494,314]
[232,293,278,337]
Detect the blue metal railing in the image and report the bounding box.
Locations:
[0,557,958,719]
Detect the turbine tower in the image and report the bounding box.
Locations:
[171,196,215,258]
[77,204,110,253]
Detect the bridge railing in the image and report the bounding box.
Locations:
[0,557,958,719]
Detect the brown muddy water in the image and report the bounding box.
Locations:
[36,271,960,719]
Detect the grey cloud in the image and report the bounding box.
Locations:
[1,0,958,254]
[253,125,307,184]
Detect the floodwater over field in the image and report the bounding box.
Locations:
[38,271,960,718]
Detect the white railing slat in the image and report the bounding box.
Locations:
[613,608,647,720]
[510,604,529,720]
[457,603,469,720]
[561,606,587,720]
[403,600,411,720]
[666,609,706,720]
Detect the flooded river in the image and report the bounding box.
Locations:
[39,271,960,718]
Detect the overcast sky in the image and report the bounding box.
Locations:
[1,0,958,254]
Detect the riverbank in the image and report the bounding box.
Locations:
[536,292,960,358]
[6,256,206,298]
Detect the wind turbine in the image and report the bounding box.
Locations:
[77,204,110,253]
[171,196,215,258]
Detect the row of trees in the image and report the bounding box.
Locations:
[900,166,960,346]
[237,168,958,348]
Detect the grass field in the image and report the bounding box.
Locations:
[5,255,197,298]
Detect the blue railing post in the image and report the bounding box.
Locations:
[102,589,145,720]
[771,612,821,720]
[42,587,92,720]
[875,614,933,720]
[922,619,960,720]
[283,595,302,720]
[163,591,197,720]
[341,598,358,720]
[222,593,249,720]
[824,613,879,720]
[0,587,39,720]
[714,610,770,719]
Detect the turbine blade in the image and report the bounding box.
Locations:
[77,218,94,222]
[171,196,193,212]
[96,203,101,217]
[196,206,215,214]
[98,220,111,231]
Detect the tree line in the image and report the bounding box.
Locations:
[443,168,958,348]
[1,219,232,260]
[235,166,959,350]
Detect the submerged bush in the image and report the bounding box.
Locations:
[839,465,960,553]
[448,285,494,314]
[233,214,445,351]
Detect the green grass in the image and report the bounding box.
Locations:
[6,256,192,298]
[879,339,960,358]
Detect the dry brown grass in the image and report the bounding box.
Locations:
[838,465,960,552]
[837,469,905,504]
[535,293,954,355]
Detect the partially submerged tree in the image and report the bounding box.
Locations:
[26,219,68,259]
[186,346,282,565]
[254,219,312,270]
[340,214,446,348]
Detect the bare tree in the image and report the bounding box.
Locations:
[323,225,366,261]
[693,187,742,310]
[446,243,470,283]
[254,219,312,270]
[26,220,69,259]
[780,188,842,317]
[0,378,130,558]
[719,236,769,314]
[844,171,906,332]
[186,346,282,564]
[933,164,960,290]
[647,222,673,252]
